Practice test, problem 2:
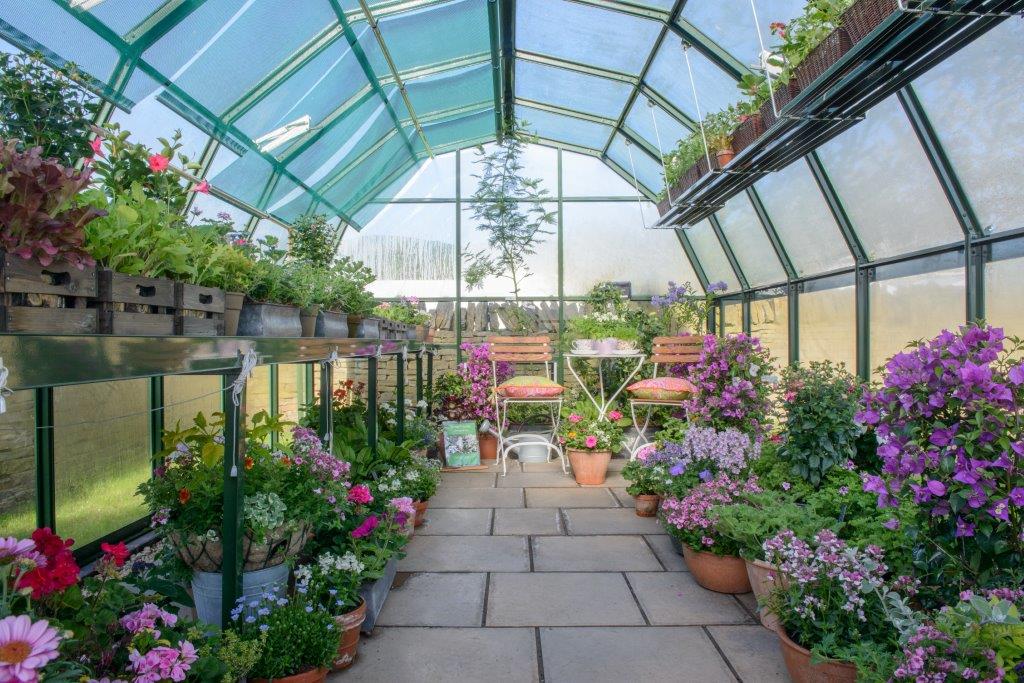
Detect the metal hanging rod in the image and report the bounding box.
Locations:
[897,0,1023,16]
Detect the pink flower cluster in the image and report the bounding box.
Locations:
[290,426,351,482]
[120,603,178,638]
[347,484,373,505]
[351,515,380,539]
[442,343,513,422]
[128,641,197,683]
[891,623,1004,682]
[661,474,761,550]
[683,334,774,439]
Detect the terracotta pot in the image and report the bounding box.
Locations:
[300,305,320,337]
[567,449,611,486]
[681,546,752,594]
[716,148,735,167]
[413,499,428,528]
[634,494,660,517]
[745,558,783,631]
[252,667,328,683]
[478,431,498,460]
[777,628,857,683]
[332,600,367,671]
[224,292,244,336]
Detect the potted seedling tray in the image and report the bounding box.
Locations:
[0,254,99,333]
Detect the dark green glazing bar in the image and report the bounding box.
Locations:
[269,365,279,449]
[149,376,165,464]
[856,267,872,381]
[415,350,424,414]
[367,356,379,454]
[426,350,435,418]
[34,387,56,531]
[396,353,406,444]
[221,370,245,627]
[788,283,800,365]
[319,360,334,452]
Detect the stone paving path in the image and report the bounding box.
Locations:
[335,458,789,683]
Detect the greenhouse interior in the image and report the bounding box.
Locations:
[0,0,1022,681]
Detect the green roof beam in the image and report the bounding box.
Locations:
[499,0,515,131]
[124,0,211,52]
[602,155,658,200]
[668,18,751,81]
[565,0,670,21]
[514,98,618,126]
[516,49,637,84]
[487,0,503,139]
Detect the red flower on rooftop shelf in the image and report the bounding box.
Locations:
[89,136,104,159]
[16,529,79,599]
[178,488,191,505]
[191,180,210,194]
[148,154,169,173]
[769,21,787,38]
[100,541,130,568]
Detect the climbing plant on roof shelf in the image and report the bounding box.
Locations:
[462,121,556,315]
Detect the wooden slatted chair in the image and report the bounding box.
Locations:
[627,335,704,459]
[488,335,567,476]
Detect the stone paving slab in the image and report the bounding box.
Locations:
[708,625,790,682]
[430,487,524,508]
[336,626,538,683]
[610,487,636,507]
[644,534,688,572]
[416,508,493,536]
[398,536,530,572]
[439,472,497,488]
[520,460,568,472]
[606,457,629,471]
[539,627,735,683]
[377,572,486,627]
[563,508,665,535]
[525,487,618,508]
[532,536,662,572]
[486,572,645,627]
[736,590,758,617]
[496,472,577,488]
[626,572,752,626]
[492,508,563,536]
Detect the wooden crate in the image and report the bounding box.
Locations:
[174,282,225,336]
[0,254,99,333]
[96,270,175,335]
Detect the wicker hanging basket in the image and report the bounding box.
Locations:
[842,0,902,43]
[170,524,311,572]
[794,27,855,91]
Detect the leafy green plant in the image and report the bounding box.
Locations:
[375,296,430,325]
[288,212,335,268]
[0,140,102,268]
[622,458,670,497]
[0,52,98,167]
[714,490,829,560]
[327,256,376,314]
[200,629,265,683]
[236,596,338,679]
[463,122,555,300]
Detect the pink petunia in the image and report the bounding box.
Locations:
[191,180,210,194]
[607,410,622,421]
[568,414,582,424]
[148,154,169,173]
[585,435,598,449]
[347,484,373,505]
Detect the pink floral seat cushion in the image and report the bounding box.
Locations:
[627,377,697,401]
[497,375,565,398]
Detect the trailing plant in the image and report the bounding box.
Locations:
[0,140,102,268]
[0,52,98,167]
[462,122,555,300]
[288,212,335,268]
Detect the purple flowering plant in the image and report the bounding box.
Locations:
[684,334,776,439]
[433,342,513,423]
[857,325,1024,583]
[652,426,761,497]
[660,473,761,555]
[651,280,725,335]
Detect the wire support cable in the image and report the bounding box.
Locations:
[623,138,648,229]
[897,0,1023,15]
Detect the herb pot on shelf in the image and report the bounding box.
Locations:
[634,494,660,517]
[223,292,244,335]
[252,667,329,683]
[315,309,349,337]
[777,628,857,683]
[237,300,302,337]
[332,599,367,671]
[715,148,735,167]
[413,499,428,528]
[567,448,611,486]
[300,304,320,337]
[681,546,752,594]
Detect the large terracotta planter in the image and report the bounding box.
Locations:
[634,494,660,517]
[478,432,498,460]
[332,600,367,671]
[716,148,735,167]
[413,499,428,528]
[777,628,857,683]
[746,558,783,631]
[567,448,611,486]
[252,668,328,683]
[681,546,752,594]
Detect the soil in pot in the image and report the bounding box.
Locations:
[777,628,857,683]
[681,546,752,594]
[413,500,428,528]
[333,600,367,671]
[567,449,611,486]
[745,558,783,631]
[252,667,329,683]
[634,494,660,517]
[478,432,498,460]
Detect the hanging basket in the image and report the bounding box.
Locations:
[842,0,902,44]
[731,114,766,154]
[169,523,311,572]
[794,27,855,91]
[759,81,798,130]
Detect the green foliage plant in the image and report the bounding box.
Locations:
[236,596,338,680]
[288,212,335,268]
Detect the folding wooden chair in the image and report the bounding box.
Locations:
[488,335,567,476]
[627,335,703,459]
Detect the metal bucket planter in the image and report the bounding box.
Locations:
[514,443,551,463]
[192,562,290,628]
[315,309,349,337]
[348,315,381,339]
[357,556,398,633]
[237,301,302,337]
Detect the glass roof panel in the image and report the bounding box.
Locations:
[606,134,661,197]
[206,147,275,209]
[85,0,168,37]
[716,194,787,287]
[646,40,739,121]
[109,94,211,162]
[680,0,806,70]
[754,160,854,277]
[405,63,493,120]
[375,153,458,200]
[516,60,633,120]
[815,96,963,259]
[517,105,613,152]
[319,133,415,213]
[516,0,661,75]
[686,220,740,292]
[623,98,690,159]
[420,108,495,151]
[562,151,642,197]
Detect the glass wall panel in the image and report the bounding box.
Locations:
[340,203,457,299]
[277,365,310,427]
[248,367,273,416]
[164,375,222,431]
[686,220,740,293]
[869,256,965,374]
[984,239,1024,337]
[716,195,786,287]
[460,204,558,298]
[913,20,1024,234]
[460,144,557,197]
[0,390,37,539]
[562,151,642,197]
[754,162,853,276]
[561,202,696,296]
[54,380,150,545]
[722,300,743,336]
[815,96,962,258]
[799,275,856,370]
[752,292,789,364]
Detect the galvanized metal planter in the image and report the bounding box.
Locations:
[315,309,349,337]
[237,301,302,337]
[357,556,398,633]
[348,315,381,339]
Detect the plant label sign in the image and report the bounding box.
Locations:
[441,420,481,468]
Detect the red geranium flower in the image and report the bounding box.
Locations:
[100,541,130,567]
[16,528,79,599]
[178,488,191,504]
